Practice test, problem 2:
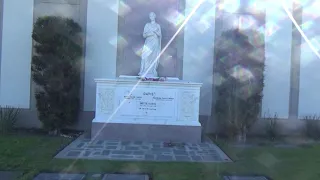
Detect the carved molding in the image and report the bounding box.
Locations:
[180,91,198,121]
[98,88,115,114]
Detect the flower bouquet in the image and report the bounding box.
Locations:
[139,76,167,82]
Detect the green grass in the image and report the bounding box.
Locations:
[0,135,320,180]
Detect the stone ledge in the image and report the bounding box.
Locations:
[92,118,201,126]
[91,122,202,143]
[94,78,202,87]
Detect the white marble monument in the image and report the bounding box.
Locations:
[138,12,162,78]
[91,12,202,143]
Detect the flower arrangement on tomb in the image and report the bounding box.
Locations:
[139,77,167,82]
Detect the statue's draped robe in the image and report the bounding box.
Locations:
[139,22,161,77]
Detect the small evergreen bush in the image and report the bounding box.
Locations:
[0,106,21,134]
[264,112,280,141]
[31,16,83,133]
[303,115,320,140]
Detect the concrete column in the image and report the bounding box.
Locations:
[0,0,34,108]
[261,1,293,118]
[0,0,3,95]
[83,0,119,111]
[289,2,302,119]
[298,1,320,117]
[183,0,215,117]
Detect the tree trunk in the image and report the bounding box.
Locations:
[236,133,246,143]
[49,129,60,136]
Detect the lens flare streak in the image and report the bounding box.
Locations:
[281,0,320,60]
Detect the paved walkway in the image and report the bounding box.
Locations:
[0,171,23,180]
[33,173,271,180]
[33,173,149,180]
[55,136,232,162]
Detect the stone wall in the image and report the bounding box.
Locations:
[33,0,84,24]
[0,0,33,108]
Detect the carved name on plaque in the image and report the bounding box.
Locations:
[118,88,176,118]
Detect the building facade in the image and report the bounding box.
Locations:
[0,0,318,135]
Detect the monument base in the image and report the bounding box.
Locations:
[91,77,202,143]
[91,120,202,143]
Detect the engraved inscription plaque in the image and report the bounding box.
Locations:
[116,88,177,118]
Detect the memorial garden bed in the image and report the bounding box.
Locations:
[0,134,319,180]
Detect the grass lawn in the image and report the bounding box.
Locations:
[0,135,320,180]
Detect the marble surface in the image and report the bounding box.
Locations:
[94,77,202,126]
[119,75,180,81]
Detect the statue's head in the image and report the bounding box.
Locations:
[149,12,156,21]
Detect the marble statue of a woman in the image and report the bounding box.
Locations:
[138,12,162,77]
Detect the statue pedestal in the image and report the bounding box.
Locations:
[91,76,203,143]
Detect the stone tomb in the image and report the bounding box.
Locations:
[91,76,202,143]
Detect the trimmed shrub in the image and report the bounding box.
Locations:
[264,112,280,141]
[31,16,83,133]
